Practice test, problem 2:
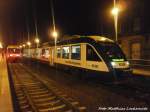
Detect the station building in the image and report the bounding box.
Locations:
[117,1,150,60]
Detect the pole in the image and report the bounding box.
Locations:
[114,0,118,42]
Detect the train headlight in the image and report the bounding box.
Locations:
[111,62,116,66]
[126,61,130,66]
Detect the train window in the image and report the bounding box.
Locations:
[62,46,70,59]
[42,49,45,56]
[57,47,61,58]
[71,45,81,60]
[45,49,50,58]
[86,45,101,61]
[8,48,21,54]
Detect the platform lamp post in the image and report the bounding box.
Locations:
[34,38,40,60]
[0,42,3,48]
[52,30,58,50]
[51,30,58,66]
[19,45,22,49]
[27,41,31,57]
[111,0,120,42]
[23,44,26,48]
[27,41,31,47]
[22,44,26,56]
[35,38,40,48]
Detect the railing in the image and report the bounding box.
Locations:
[128,59,150,68]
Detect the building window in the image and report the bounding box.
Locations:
[71,45,81,60]
[57,47,61,58]
[62,46,70,59]
[86,45,101,61]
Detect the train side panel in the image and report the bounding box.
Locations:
[53,43,109,73]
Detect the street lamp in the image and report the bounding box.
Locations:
[0,42,3,48]
[34,38,40,48]
[111,5,120,42]
[51,30,58,48]
[27,41,31,46]
[27,41,31,57]
[112,7,119,16]
[19,45,22,48]
[23,44,26,47]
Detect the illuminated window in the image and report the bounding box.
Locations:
[41,48,49,58]
[86,45,101,61]
[57,47,61,58]
[71,45,81,60]
[62,46,70,59]
[45,49,49,58]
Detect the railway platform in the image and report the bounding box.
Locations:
[133,68,150,76]
[0,54,13,112]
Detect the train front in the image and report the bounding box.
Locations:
[7,47,22,62]
[96,41,132,79]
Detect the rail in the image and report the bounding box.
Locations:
[9,63,87,112]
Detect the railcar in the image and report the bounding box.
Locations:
[6,45,22,62]
[23,35,132,80]
[41,47,50,62]
[34,48,42,59]
[54,36,132,78]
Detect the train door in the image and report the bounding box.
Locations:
[85,44,108,72]
[131,43,141,59]
[49,48,54,66]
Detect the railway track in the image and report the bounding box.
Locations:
[97,80,150,106]
[27,60,150,106]
[9,63,87,112]
[116,82,150,104]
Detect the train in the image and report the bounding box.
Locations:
[23,35,133,80]
[6,45,22,62]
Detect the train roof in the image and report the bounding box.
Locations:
[40,35,114,47]
[87,36,114,42]
[56,35,114,45]
[7,45,20,49]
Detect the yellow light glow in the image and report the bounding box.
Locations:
[19,45,22,48]
[35,38,40,44]
[27,41,31,46]
[52,31,58,38]
[100,37,106,41]
[23,44,26,47]
[0,42,3,48]
[111,7,119,16]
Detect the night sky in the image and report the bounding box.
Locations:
[0,0,150,45]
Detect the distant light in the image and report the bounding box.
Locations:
[35,38,40,44]
[10,54,13,57]
[0,42,3,48]
[27,41,31,46]
[126,61,130,66]
[52,31,58,38]
[16,54,21,57]
[19,45,22,48]
[23,44,26,47]
[111,7,119,16]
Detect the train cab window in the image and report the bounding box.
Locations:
[71,45,81,60]
[62,46,70,59]
[42,49,45,56]
[57,47,61,58]
[86,45,101,61]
